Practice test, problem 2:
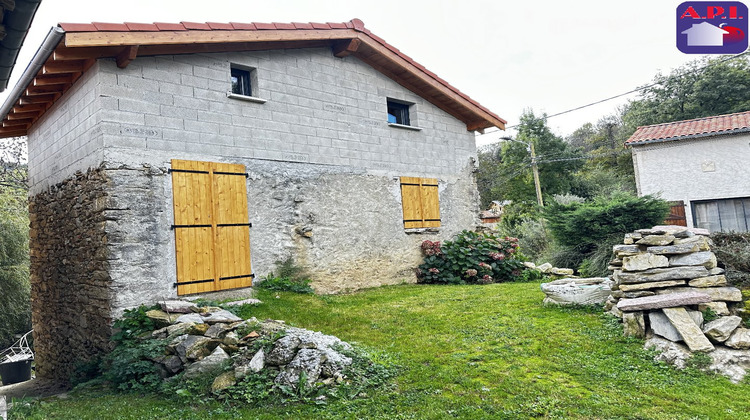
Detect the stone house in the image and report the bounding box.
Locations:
[0,19,506,379]
[625,111,750,232]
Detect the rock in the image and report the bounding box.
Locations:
[623,312,646,338]
[205,323,230,339]
[709,267,725,275]
[623,232,642,244]
[211,371,236,392]
[662,307,714,352]
[645,336,691,369]
[203,309,242,324]
[158,355,183,374]
[320,348,353,378]
[618,280,685,292]
[159,300,198,314]
[621,253,669,271]
[706,347,750,383]
[703,316,743,343]
[636,235,675,246]
[613,244,641,257]
[699,302,730,316]
[146,309,181,328]
[726,328,750,350]
[188,323,210,336]
[673,235,711,250]
[540,278,613,306]
[266,335,302,365]
[223,331,239,346]
[649,310,703,342]
[624,291,656,298]
[610,290,625,299]
[669,251,717,269]
[617,291,711,312]
[613,266,710,284]
[655,286,743,302]
[609,305,623,318]
[176,313,205,324]
[166,322,195,338]
[184,346,230,379]
[275,348,326,388]
[173,335,214,363]
[646,243,700,255]
[223,298,263,307]
[248,349,265,372]
[688,275,727,288]
[241,331,260,341]
[550,267,574,276]
[537,263,553,273]
[151,326,169,339]
[523,261,537,269]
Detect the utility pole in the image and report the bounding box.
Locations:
[500,136,543,207]
[529,142,543,207]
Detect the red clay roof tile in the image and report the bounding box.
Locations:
[625,111,750,146]
[292,22,314,30]
[310,22,331,30]
[92,22,129,31]
[58,23,97,32]
[125,22,159,31]
[154,22,188,31]
[180,21,211,30]
[252,22,276,30]
[229,22,256,30]
[272,22,296,30]
[207,22,235,30]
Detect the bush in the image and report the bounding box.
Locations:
[0,216,30,349]
[711,232,750,287]
[498,217,550,262]
[416,230,527,284]
[257,258,314,294]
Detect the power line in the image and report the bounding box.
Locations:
[480,51,750,135]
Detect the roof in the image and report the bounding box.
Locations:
[625,110,750,146]
[0,18,506,138]
[0,0,42,91]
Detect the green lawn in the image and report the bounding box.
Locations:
[10,282,750,419]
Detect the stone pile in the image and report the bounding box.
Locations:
[143,301,353,392]
[605,226,750,382]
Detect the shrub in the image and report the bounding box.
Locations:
[416,230,527,284]
[0,217,30,349]
[499,217,550,262]
[710,232,750,287]
[257,258,314,294]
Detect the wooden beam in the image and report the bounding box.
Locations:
[137,39,331,56]
[7,111,38,120]
[53,45,121,60]
[34,74,74,86]
[0,129,28,138]
[42,60,86,75]
[332,38,361,58]
[19,94,58,104]
[116,45,138,68]
[3,119,32,127]
[12,103,46,113]
[64,28,357,48]
[26,84,67,96]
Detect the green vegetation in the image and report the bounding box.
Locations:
[416,230,529,284]
[10,283,750,419]
[256,257,315,294]
[0,187,30,350]
[711,232,750,287]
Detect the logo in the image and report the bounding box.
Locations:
[677,2,748,53]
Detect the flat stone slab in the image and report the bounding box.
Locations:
[669,251,717,269]
[655,286,743,302]
[618,280,685,292]
[621,253,668,271]
[688,275,727,288]
[223,298,263,306]
[662,307,715,352]
[159,300,198,314]
[614,266,710,284]
[617,291,711,312]
[703,316,742,343]
[636,234,675,246]
[646,243,700,255]
[649,309,703,342]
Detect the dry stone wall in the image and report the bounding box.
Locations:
[605,226,750,382]
[28,168,113,381]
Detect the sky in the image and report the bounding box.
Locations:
[0,0,710,146]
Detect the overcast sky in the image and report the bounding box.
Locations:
[1,0,706,146]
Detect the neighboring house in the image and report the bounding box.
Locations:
[0,19,506,379]
[625,110,750,233]
[0,0,42,91]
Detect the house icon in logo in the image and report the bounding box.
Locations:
[681,21,729,46]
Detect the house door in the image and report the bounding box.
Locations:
[665,200,687,227]
[170,159,253,295]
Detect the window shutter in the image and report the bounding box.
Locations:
[400,176,441,228]
[171,159,253,295]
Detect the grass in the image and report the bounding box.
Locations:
[9,282,750,419]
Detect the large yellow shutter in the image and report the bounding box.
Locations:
[171,159,253,295]
[400,177,441,228]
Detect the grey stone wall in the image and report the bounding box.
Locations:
[28,168,112,381]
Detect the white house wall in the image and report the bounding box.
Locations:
[631,133,750,227]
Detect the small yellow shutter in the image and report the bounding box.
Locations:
[171,159,253,295]
[400,177,441,228]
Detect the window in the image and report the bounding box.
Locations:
[400,177,441,229]
[387,99,411,125]
[170,159,253,295]
[692,197,750,232]
[231,67,252,96]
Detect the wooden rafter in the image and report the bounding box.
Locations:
[332,38,361,58]
[34,74,74,86]
[116,45,138,68]
[42,60,86,74]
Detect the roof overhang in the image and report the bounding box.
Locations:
[0,18,506,138]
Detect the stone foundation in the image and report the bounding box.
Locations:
[29,168,113,381]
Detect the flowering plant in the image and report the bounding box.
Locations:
[416,230,527,284]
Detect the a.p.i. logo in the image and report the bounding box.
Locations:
[677,2,748,53]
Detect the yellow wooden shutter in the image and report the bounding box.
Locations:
[171,159,253,295]
[400,177,441,228]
